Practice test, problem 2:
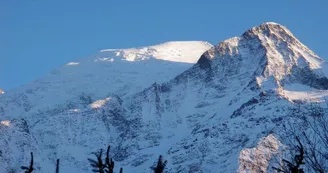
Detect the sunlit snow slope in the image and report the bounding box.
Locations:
[0,41,212,120]
[1,23,328,173]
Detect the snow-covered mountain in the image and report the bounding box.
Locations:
[0,89,4,94]
[1,23,328,173]
[0,41,212,120]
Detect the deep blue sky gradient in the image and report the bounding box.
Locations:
[1,0,327,90]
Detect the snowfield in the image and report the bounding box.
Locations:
[0,41,212,121]
[100,41,212,63]
[1,23,328,173]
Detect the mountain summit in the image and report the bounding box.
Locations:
[0,23,327,173]
[197,22,327,101]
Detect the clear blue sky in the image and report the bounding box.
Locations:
[1,0,327,90]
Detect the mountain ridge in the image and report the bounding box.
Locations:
[0,22,328,173]
[0,41,212,121]
[99,41,212,63]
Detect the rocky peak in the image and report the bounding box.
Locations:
[242,22,296,42]
[196,22,327,91]
[1,23,328,173]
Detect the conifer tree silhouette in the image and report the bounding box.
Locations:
[55,159,60,173]
[105,145,115,173]
[21,152,34,173]
[88,149,106,173]
[88,145,123,173]
[152,155,167,173]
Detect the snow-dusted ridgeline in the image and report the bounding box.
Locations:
[0,41,212,120]
[1,23,328,173]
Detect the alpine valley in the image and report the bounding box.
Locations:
[1,23,328,173]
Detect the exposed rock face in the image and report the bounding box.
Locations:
[0,23,327,173]
[198,22,326,92]
[238,135,280,173]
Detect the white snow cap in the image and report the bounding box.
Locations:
[262,22,285,26]
[0,88,4,94]
[244,22,295,38]
[100,41,213,63]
